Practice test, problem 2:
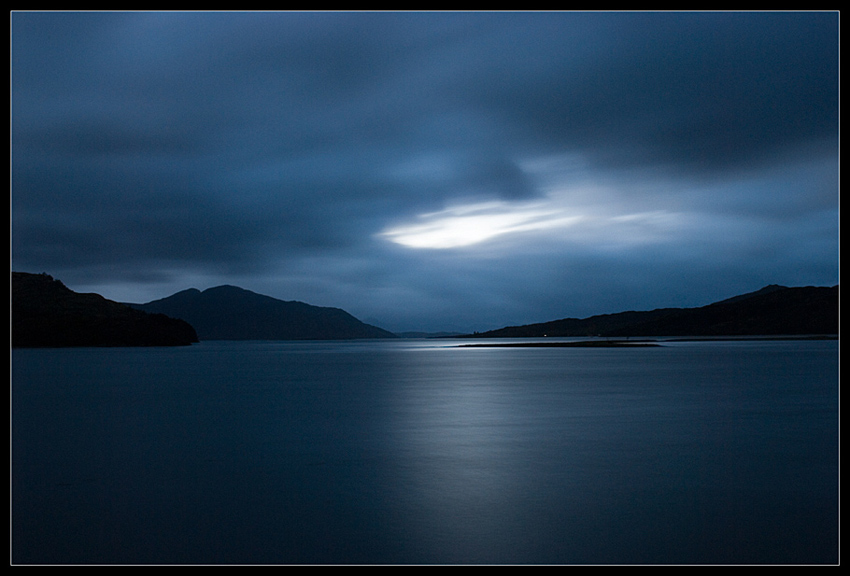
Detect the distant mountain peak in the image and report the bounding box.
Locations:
[713,284,788,306]
[202,284,245,293]
[132,284,396,341]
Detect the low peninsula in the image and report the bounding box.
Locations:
[458,340,661,348]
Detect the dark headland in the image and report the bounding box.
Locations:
[12,272,199,347]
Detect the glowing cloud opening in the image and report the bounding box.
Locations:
[379,201,583,249]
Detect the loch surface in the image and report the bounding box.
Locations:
[12,339,838,564]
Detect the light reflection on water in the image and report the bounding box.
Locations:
[12,339,838,564]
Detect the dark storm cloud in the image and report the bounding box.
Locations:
[11,12,838,332]
[459,12,838,172]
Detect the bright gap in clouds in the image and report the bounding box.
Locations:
[379,200,584,249]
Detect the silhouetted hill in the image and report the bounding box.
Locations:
[710,283,787,305]
[130,285,397,341]
[464,285,838,338]
[12,272,199,347]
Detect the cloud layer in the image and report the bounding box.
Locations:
[12,12,838,332]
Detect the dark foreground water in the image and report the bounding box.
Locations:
[12,339,838,564]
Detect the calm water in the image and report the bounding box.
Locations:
[12,339,838,564]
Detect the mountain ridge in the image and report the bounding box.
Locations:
[13,272,836,344]
[130,284,397,341]
[462,285,838,338]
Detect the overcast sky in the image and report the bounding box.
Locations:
[11,11,839,333]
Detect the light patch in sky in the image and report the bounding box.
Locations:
[379,200,583,249]
[376,185,691,251]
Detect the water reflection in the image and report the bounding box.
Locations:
[392,359,526,560]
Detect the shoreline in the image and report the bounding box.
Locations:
[455,334,837,348]
[457,340,661,348]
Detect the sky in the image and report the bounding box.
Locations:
[11,11,839,333]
